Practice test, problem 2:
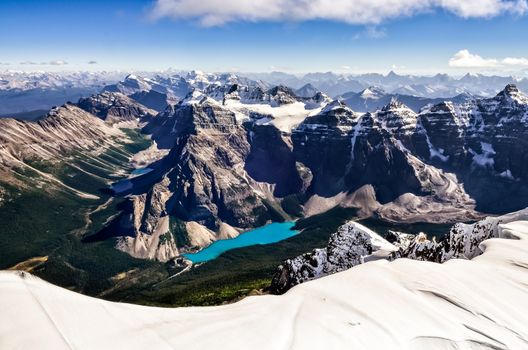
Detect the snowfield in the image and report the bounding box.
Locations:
[2,221,528,349]
[222,100,323,133]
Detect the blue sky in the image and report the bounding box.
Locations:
[1,0,528,75]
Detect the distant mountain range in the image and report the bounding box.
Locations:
[337,86,476,113]
[1,70,527,115]
[0,71,124,115]
[245,70,528,97]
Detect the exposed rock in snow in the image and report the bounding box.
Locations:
[392,207,528,262]
[292,97,479,222]
[270,221,396,294]
[338,87,475,113]
[3,220,528,349]
[272,208,528,293]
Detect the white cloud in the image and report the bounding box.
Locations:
[48,60,68,66]
[502,57,528,66]
[391,64,407,70]
[19,60,68,66]
[353,26,387,40]
[448,50,499,68]
[449,49,528,68]
[149,0,527,26]
[440,0,527,17]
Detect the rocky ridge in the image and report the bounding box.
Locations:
[271,207,528,293]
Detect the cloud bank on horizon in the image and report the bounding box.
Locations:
[149,0,528,26]
[449,49,528,68]
[20,60,68,66]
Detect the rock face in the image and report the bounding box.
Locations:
[271,207,528,293]
[0,100,152,206]
[415,84,528,213]
[270,222,395,294]
[0,104,123,166]
[129,90,170,112]
[292,98,477,222]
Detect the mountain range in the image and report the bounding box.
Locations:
[2,70,528,117]
[1,70,528,264]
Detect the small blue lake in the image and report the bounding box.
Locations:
[183,222,299,264]
[130,167,153,177]
[111,167,153,194]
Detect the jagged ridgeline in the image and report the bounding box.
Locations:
[1,71,528,304]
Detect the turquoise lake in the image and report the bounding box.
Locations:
[183,222,299,263]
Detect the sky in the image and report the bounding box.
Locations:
[1,0,528,75]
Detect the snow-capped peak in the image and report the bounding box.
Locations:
[381,97,411,112]
[125,74,139,81]
[360,86,385,99]
[321,99,349,113]
[495,83,528,105]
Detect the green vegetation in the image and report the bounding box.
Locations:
[169,216,190,247]
[0,123,457,307]
[121,128,153,154]
[103,206,454,307]
[0,129,163,295]
[280,194,304,217]
[106,206,360,306]
[158,232,173,247]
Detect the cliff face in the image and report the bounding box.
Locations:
[292,99,477,222]
[416,85,528,212]
[0,104,123,163]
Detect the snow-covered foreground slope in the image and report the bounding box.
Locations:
[2,222,528,349]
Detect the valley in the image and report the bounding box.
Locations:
[1,71,528,307]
